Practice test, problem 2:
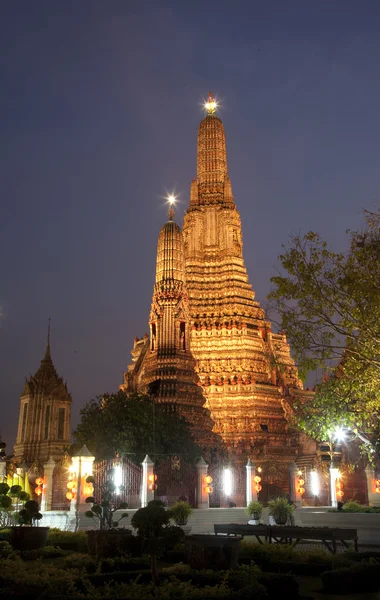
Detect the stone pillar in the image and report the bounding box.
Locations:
[365,465,380,507]
[0,461,6,482]
[246,459,257,505]
[70,445,95,513]
[288,462,302,507]
[141,455,154,508]
[196,457,209,509]
[330,466,340,508]
[40,457,55,512]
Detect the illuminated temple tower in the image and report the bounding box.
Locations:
[121,203,217,449]
[13,324,72,465]
[182,94,308,468]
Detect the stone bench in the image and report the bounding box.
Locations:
[268,525,358,553]
[214,523,268,544]
[214,523,358,553]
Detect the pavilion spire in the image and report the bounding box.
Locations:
[43,317,51,361]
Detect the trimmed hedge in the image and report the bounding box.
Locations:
[321,563,380,594]
[46,529,88,552]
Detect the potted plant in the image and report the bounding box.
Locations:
[9,498,49,550]
[131,500,184,585]
[168,500,193,534]
[85,475,136,557]
[268,497,294,525]
[245,500,263,524]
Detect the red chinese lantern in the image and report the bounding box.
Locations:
[204,475,213,484]
[298,487,305,495]
[298,478,305,487]
[35,486,42,496]
[337,490,344,498]
[254,475,262,483]
[205,485,213,494]
[66,491,73,500]
[148,473,158,483]
[35,477,43,486]
[255,484,262,492]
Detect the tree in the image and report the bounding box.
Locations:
[72,391,201,461]
[268,211,380,457]
[131,500,183,585]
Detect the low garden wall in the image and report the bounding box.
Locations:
[298,510,380,545]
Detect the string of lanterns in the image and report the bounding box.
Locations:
[204,475,213,495]
[297,470,305,496]
[66,474,77,501]
[336,474,344,499]
[375,479,380,494]
[35,477,43,497]
[148,473,158,491]
[254,466,262,492]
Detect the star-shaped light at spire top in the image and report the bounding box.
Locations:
[167,194,176,220]
[204,91,218,114]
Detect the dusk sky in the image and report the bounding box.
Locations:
[1,1,380,449]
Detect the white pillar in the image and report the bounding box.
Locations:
[246,459,257,505]
[141,455,154,508]
[40,457,55,512]
[365,465,380,507]
[330,466,340,508]
[0,461,6,482]
[70,445,95,513]
[196,457,209,509]
[288,462,302,507]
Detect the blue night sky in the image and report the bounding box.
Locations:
[1,1,380,448]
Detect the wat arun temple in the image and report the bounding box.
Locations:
[12,93,330,505]
[120,94,316,493]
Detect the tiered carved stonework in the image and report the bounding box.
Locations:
[121,208,218,449]
[182,98,304,466]
[13,330,72,466]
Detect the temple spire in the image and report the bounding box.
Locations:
[194,92,231,205]
[44,317,51,361]
[167,194,176,221]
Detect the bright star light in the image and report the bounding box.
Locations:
[204,92,218,114]
[167,194,176,205]
[333,427,346,442]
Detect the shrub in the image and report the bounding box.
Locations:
[259,572,299,599]
[321,563,380,594]
[21,546,66,560]
[0,540,18,560]
[223,563,261,590]
[342,500,364,512]
[46,530,88,552]
[0,528,10,541]
[63,553,98,573]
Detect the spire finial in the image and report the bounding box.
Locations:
[204,91,217,115]
[167,194,176,221]
[43,317,51,361]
